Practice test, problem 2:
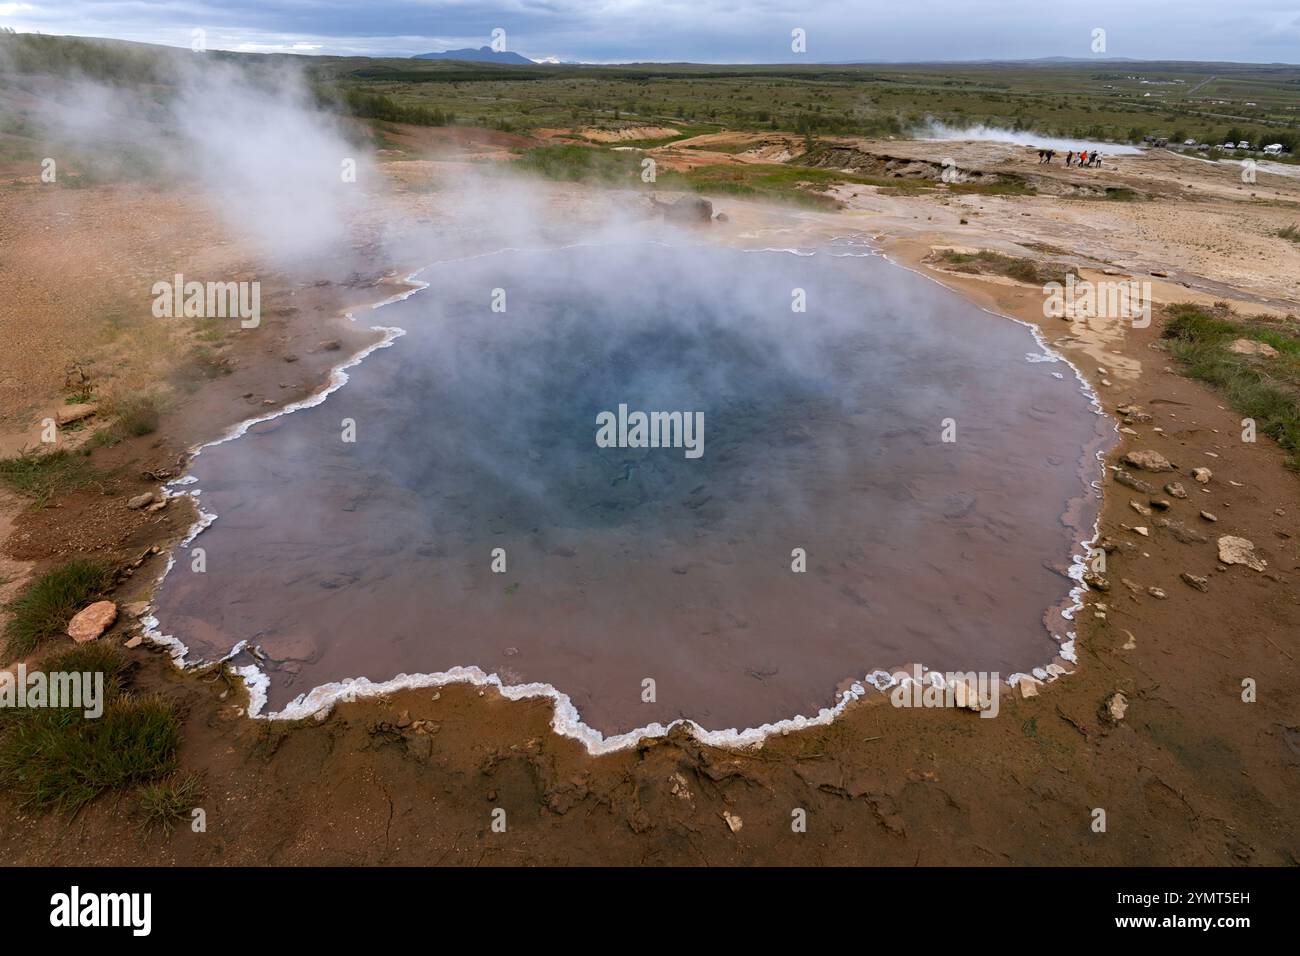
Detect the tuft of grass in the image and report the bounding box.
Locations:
[0,448,100,502]
[937,248,1077,286]
[1278,224,1300,243]
[3,559,113,658]
[0,643,182,814]
[136,772,204,835]
[1162,303,1300,468]
[85,393,163,449]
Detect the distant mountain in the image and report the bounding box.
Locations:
[412,47,534,65]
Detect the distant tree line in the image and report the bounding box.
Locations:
[337,89,455,126]
[0,30,166,84]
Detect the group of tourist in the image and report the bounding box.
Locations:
[1035,148,1102,167]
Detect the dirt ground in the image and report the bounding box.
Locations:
[1,124,1297,866]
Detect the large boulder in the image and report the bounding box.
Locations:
[1121,449,1174,472]
[1217,536,1266,572]
[67,601,118,643]
[652,194,713,225]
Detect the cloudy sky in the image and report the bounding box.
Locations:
[3,0,1298,63]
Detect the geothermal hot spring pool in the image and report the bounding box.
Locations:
[150,239,1112,745]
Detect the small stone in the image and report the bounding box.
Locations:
[1122,449,1174,472]
[68,601,117,643]
[1164,482,1188,499]
[722,810,743,833]
[1133,526,1149,537]
[1217,536,1266,572]
[1106,692,1129,722]
[1155,517,1208,544]
[1180,572,1209,592]
[1200,511,1217,522]
[1192,467,1212,483]
[1019,678,1039,699]
[124,635,144,649]
[1130,501,1152,517]
[127,492,155,510]
[1147,587,1167,599]
[1114,470,1155,494]
[1084,571,1110,591]
[1149,499,1171,511]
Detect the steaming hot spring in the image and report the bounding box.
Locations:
[148,238,1111,746]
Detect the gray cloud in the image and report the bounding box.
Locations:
[3,0,1298,62]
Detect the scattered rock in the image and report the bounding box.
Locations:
[126,492,155,510]
[121,601,149,619]
[1129,501,1152,517]
[721,810,743,833]
[124,634,144,649]
[1083,570,1110,592]
[652,194,714,225]
[1155,517,1208,544]
[318,339,342,352]
[1180,572,1209,592]
[1114,470,1155,494]
[1149,499,1171,511]
[1122,449,1174,472]
[1019,678,1039,699]
[1200,511,1217,522]
[1227,338,1279,358]
[1133,526,1149,537]
[67,601,117,643]
[1164,482,1188,499]
[1217,535,1266,572]
[1192,467,1212,483]
[1147,587,1167,599]
[53,403,97,428]
[1105,691,1129,722]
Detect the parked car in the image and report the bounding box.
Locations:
[1236,141,1250,149]
[1183,138,1196,146]
[1263,143,1284,156]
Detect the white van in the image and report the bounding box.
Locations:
[1263,143,1284,156]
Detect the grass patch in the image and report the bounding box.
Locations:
[3,559,113,658]
[937,249,1078,286]
[0,642,181,814]
[666,162,935,207]
[1278,224,1300,243]
[511,143,643,184]
[510,144,934,207]
[85,393,163,449]
[136,772,204,834]
[0,448,100,502]
[1162,302,1300,468]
